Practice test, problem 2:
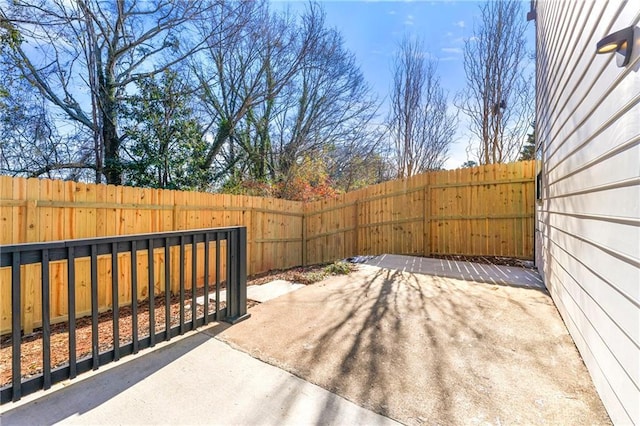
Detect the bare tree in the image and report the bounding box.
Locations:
[0,46,94,179]
[389,37,457,178]
[456,0,533,164]
[1,0,217,184]
[273,4,382,185]
[192,0,306,181]
[194,2,385,192]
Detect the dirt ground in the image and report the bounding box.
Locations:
[218,262,611,425]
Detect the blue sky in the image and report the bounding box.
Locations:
[275,0,535,169]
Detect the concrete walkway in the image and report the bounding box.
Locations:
[195,280,305,306]
[0,324,399,426]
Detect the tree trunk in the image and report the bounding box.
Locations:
[101,78,121,185]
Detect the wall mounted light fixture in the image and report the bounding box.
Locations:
[596,26,634,67]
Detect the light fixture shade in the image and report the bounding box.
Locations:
[596,26,634,67]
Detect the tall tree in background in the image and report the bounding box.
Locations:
[1,1,390,198]
[0,16,89,179]
[456,0,533,164]
[193,2,384,194]
[192,0,304,182]
[0,0,217,184]
[389,37,457,178]
[519,124,536,161]
[272,4,382,190]
[120,71,210,189]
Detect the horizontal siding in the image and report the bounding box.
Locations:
[536,0,640,424]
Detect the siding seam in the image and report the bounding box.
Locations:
[547,259,640,389]
[545,222,640,307]
[546,176,640,199]
[541,210,640,226]
[548,134,640,187]
[546,237,640,344]
[547,92,640,175]
[546,267,634,423]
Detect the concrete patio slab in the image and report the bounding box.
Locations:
[365,253,545,289]
[219,257,610,425]
[0,324,399,426]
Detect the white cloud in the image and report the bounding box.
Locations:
[454,20,465,28]
[441,47,462,54]
[404,14,414,26]
[388,10,396,15]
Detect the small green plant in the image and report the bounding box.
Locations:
[289,270,326,285]
[323,261,353,276]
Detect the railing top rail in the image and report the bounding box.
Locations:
[0,226,243,252]
[0,226,245,267]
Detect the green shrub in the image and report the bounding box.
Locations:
[323,261,353,276]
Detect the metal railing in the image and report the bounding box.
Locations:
[0,227,249,403]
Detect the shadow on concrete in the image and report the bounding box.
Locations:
[365,254,546,290]
[1,323,229,425]
[218,259,610,425]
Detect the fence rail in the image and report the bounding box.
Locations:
[0,226,248,403]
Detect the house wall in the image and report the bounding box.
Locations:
[534,1,639,424]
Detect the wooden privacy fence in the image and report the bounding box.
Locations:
[304,161,536,264]
[0,161,535,334]
[0,178,302,334]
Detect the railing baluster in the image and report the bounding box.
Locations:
[191,236,197,330]
[227,231,236,319]
[41,249,51,390]
[148,238,155,347]
[131,240,138,354]
[215,235,221,321]
[1,226,248,404]
[238,227,248,319]
[164,239,171,340]
[68,246,77,380]
[111,242,120,361]
[90,244,99,370]
[179,235,185,334]
[204,233,210,324]
[11,251,22,402]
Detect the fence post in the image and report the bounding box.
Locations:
[23,198,38,334]
[354,200,360,255]
[226,227,250,324]
[423,187,431,256]
[302,214,307,267]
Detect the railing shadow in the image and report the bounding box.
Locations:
[0,322,229,425]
